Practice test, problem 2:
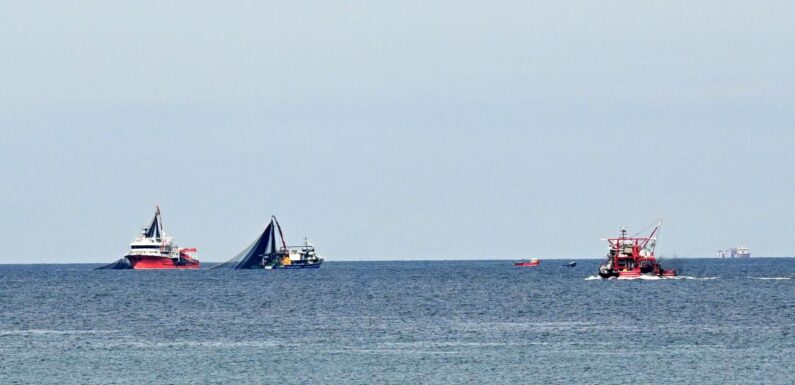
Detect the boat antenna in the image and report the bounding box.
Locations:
[632,219,660,238]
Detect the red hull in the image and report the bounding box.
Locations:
[611,266,677,278]
[615,269,677,278]
[514,261,540,267]
[126,255,200,269]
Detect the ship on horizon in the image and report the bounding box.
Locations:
[97,206,199,269]
[514,258,540,267]
[717,246,751,258]
[213,216,323,270]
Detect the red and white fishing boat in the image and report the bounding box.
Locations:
[597,220,676,279]
[514,258,541,267]
[98,206,199,269]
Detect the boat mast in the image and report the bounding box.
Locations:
[155,205,169,253]
[272,216,289,253]
[156,205,162,234]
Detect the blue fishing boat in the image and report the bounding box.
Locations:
[264,238,322,269]
[213,216,323,270]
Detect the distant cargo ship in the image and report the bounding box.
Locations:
[717,247,751,258]
[97,206,199,270]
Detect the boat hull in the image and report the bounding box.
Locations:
[598,267,677,279]
[514,262,540,267]
[126,255,200,270]
[267,261,323,269]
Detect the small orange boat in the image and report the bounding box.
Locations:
[514,258,540,267]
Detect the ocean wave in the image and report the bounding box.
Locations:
[670,276,719,280]
[321,348,462,355]
[379,341,521,349]
[453,321,634,334]
[0,329,111,336]
[108,340,298,349]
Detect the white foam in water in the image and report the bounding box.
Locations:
[749,277,792,280]
[669,276,719,280]
[618,275,665,280]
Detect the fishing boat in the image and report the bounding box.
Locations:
[213,216,323,270]
[97,206,199,270]
[597,220,676,279]
[264,238,323,269]
[514,258,540,267]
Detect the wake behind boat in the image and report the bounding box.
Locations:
[97,206,199,270]
[213,216,323,270]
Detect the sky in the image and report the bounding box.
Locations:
[1,1,794,263]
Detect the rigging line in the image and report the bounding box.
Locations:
[632,219,660,237]
[653,221,662,250]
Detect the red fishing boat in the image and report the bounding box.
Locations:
[597,220,676,279]
[514,258,540,267]
[97,206,199,269]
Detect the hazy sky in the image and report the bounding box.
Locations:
[1,1,794,263]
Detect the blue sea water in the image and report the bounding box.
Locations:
[1,259,793,385]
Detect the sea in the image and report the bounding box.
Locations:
[1,258,793,385]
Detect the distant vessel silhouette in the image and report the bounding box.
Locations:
[717,247,751,258]
[514,258,540,267]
